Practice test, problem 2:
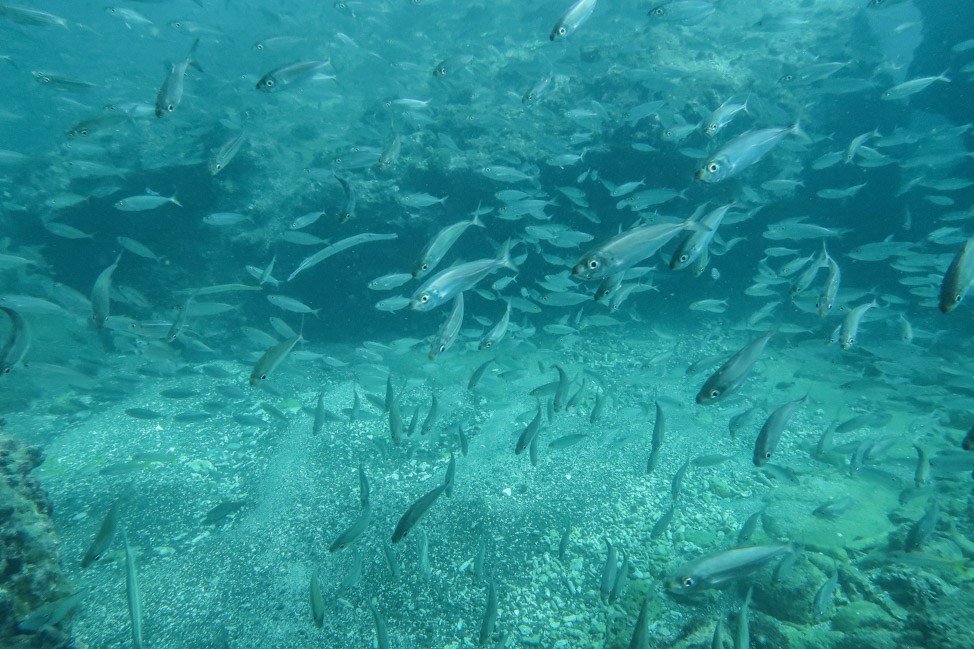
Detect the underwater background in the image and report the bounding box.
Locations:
[2,0,974,647]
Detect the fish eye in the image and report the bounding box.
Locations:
[421,263,429,271]
[167,104,174,112]
[764,451,772,459]
[709,389,720,398]
[260,373,267,381]
[954,294,962,303]
[483,341,492,348]
[438,344,446,353]
[255,43,264,50]
[173,21,182,28]
[783,74,793,82]
[707,162,719,173]
[653,8,665,16]
[80,129,88,136]
[420,294,430,304]
[709,123,717,131]
[483,166,491,173]
[41,76,51,84]
[558,27,566,36]
[265,79,274,88]
[664,129,673,137]
[680,254,688,263]
[682,576,694,587]
[587,259,599,270]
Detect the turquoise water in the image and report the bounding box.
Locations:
[2,0,974,647]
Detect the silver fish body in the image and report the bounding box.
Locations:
[411,241,516,311]
[752,395,808,466]
[209,131,246,175]
[0,305,30,373]
[670,203,732,270]
[668,544,793,592]
[249,334,301,385]
[91,251,122,328]
[839,299,878,349]
[479,300,511,349]
[550,0,598,41]
[155,39,200,117]
[696,123,801,183]
[939,235,974,313]
[391,483,447,543]
[428,294,464,360]
[574,217,700,280]
[412,213,483,279]
[696,331,773,404]
[256,60,331,91]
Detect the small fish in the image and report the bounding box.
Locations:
[515,403,544,455]
[267,294,320,317]
[882,72,950,101]
[428,294,464,361]
[573,217,702,280]
[668,544,793,592]
[704,95,748,137]
[696,331,773,404]
[329,505,373,552]
[939,235,974,313]
[91,251,123,328]
[122,531,144,649]
[309,573,325,627]
[155,39,201,117]
[17,591,85,633]
[752,395,808,466]
[432,54,473,78]
[391,482,447,543]
[81,500,121,568]
[256,60,332,91]
[249,333,302,386]
[550,0,598,40]
[838,299,878,349]
[209,131,246,175]
[479,582,497,646]
[816,245,841,316]
[399,192,448,208]
[412,213,484,279]
[479,300,511,349]
[0,305,31,374]
[115,192,182,211]
[813,569,839,618]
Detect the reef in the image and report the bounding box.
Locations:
[0,425,75,649]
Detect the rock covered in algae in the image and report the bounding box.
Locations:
[0,428,74,649]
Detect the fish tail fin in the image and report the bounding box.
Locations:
[170,195,183,207]
[497,239,518,272]
[789,119,810,142]
[471,206,486,227]
[188,38,203,73]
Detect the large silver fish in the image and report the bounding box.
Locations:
[412,213,484,279]
[696,123,803,183]
[428,294,464,361]
[752,395,808,466]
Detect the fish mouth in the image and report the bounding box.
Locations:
[694,169,706,181]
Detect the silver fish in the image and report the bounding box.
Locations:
[288,232,397,281]
[249,333,301,385]
[550,0,598,41]
[479,300,511,349]
[329,504,373,552]
[882,73,950,101]
[411,241,516,311]
[670,203,733,270]
[696,330,773,404]
[696,123,803,183]
[428,294,464,361]
[816,244,841,316]
[114,192,182,211]
[573,217,701,280]
[256,60,332,91]
[309,573,324,627]
[839,299,878,349]
[155,39,200,117]
[939,235,974,313]
[412,213,484,278]
[391,482,447,543]
[91,251,123,328]
[0,305,30,373]
[704,95,748,137]
[814,569,839,618]
[752,395,808,466]
[122,531,144,649]
[209,131,246,175]
[668,544,793,592]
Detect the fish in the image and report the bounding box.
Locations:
[433,54,474,78]
[468,358,496,390]
[479,582,497,646]
[704,95,748,137]
[696,331,773,404]
[91,251,123,328]
[376,135,401,171]
[114,192,182,211]
[368,598,389,649]
[309,573,324,627]
[81,500,121,568]
[428,294,464,361]
[256,60,332,91]
[391,482,447,543]
[651,505,676,539]
[410,241,517,311]
[0,305,30,374]
[249,333,302,385]
[882,73,950,101]
[117,237,163,263]
[752,395,808,466]
[209,131,246,175]
[399,192,448,208]
[288,233,397,281]
[0,4,68,28]
[479,300,511,350]
[671,456,691,501]
[550,0,598,40]
[17,590,85,633]
[573,217,702,280]
[648,0,718,26]
[904,500,939,552]
[412,213,484,279]
[155,39,201,117]
[939,235,974,313]
[267,294,320,317]
[813,569,839,618]
[695,123,803,183]
[329,504,373,552]
[122,531,144,649]
[668,544,793,592]
[816,246,841,317]
[670,203,733,270]
[515,403,544,455]
[420,394,439,436]
[839,299,878,349]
